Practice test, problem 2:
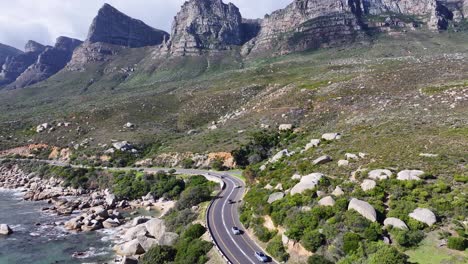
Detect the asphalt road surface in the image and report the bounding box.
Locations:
[0,159,276,264]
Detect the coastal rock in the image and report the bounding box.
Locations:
[397,170,424,181]
[409,208,437,226]
[103,218,120,228]
[348,198,377,222]
[144,218,166,239]
[268,192,285,204]
[384,217,408,230]
[368,169,392,180]
[123,225,148,241]
[0,224,13,235]
[87,4,168,48]
[115,239,145,256]
[158,232,179,246]
[290,173,324,195]
[120,256,139,264]
[318,196,335,207]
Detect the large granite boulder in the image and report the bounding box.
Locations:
[313,155,332,165]
[9,37,82,89]
[409,208,437,226]
[318,196,335,207]
[368,169,392,180]
[361,179,377,191]
[145,218,166,239]
[384,217,408,230]
[290,173,324,195]
[268,192,285,204]
[166,0,244,56]
[114,239,145,256]
[348,198,377,222]
[332,186,344,196]
[0,40,46,86]
[397,170,424,181]
[87,4,168,48]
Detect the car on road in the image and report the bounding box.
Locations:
[231,226,241,235]
[235,185,242,189]
[228,199,235,204]
[255,251,268,262]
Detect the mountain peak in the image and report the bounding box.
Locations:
[24,40,46,53]
[86,3,169,48]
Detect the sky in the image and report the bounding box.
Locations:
[0,0,293,50]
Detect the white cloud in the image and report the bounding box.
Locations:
[0,0,293,50]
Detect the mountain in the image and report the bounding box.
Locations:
[8,37,82,89]
[0,41,46,86]
[0,43,22,66]
[162,0,245,56]
[87,3,169,48]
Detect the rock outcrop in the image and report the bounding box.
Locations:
[268,192,285,204]
[0,43,22,67]
[165,0,245,56]
[9,37,82,89]
[0,40,46,86]
[87,4,169,48]
[348,198,377,222]
[290,173,324,195]
[0,224,13,235]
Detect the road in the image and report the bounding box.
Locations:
[0,159,276,264]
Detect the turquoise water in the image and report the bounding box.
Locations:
[0,190,114,264]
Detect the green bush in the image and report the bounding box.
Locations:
[140,245,176,264]
[165,208,197,233]
[174,238,212,264]
[181,158,195,169]
[176,185,211,210]
[308,255,334,264]
[447,237,467,251]
[301,229,325,252]
[266,235,289,262]
[343,232,361,254]
[367,244,408,264]
[182,224,206,240]
[392,229,425,247]
[254,225,277,242]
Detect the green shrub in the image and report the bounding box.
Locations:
[181,158,195,169]
[182,224,206,240]
[392,229,425,247]
[254,225,277,242]
[343,232,361,254]
[174,238,212,264]
[266,235,289,262]
[165,208,197,233]
[176,185,211,210]
[367,244,408,264]
[140,245,176,264]
[447,237,467,251]
[301,229,325,252]
[308,255,334,264]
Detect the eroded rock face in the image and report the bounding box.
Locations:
[244,0,364,57]
[0,41,46,86]
[9,37,82,89]
[87,4,169,48]
[165,0,244,56]
[0,43,22,67]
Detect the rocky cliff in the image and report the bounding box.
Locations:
[164,0,245,56]
[0,43,22,66]
[87,3,169,48]
[8,37,82,89]
[0,41,46,86]
[243,0,364,57]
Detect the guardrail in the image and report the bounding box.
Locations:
[205,174,232,264]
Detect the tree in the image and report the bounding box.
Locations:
[181,158,195,169]
[182,224,206,240]
[301,229,325,252]
[266,235,289,262]
[140,245,176,264]
[367,244,408,264]
[176,185,211,210]
[174,238,212,264]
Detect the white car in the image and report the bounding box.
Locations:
[254,251,268,262]
[231,226,241,235]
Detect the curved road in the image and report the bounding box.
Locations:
[1,159,276,264]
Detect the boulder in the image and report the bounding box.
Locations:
[361,179,376,191]
[120,256,138,264]
[279,124,293,131]
[368,169,392,180]
[409,208,437,226]
[338,160,349,167]
[322,133,341,141]
[313,155,332,165]
[290,173,324,195]
[264,184,273,190]
[268,192,285,204]
[103,218,120,228]
[397,170,424,181]
[291,174,301,180]
[345,153,359,160]
[384,218,408,230]
[348,198,377,222]
[274,183,283,191]
[0,224,13,235]
[304,139,321,150]
[158,232,179,246]
[115,239,145,256]
[318,196,335,207]
[132,216,149,226]
[144,218,166,239]
[269,149,290,163]
[136,236,159,251]
[332,186,344,197]
[106,193,116,207]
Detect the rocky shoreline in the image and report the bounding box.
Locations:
[0,164,177,264]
